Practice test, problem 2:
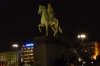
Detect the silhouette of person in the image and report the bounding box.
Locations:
[59,54,67,66]
[54,57,60,66]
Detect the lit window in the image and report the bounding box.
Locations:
[31,47,33,49]
[21,48,23,50]
[31,57,33,58]
[31,50,33,52]
[85,50,87,52]
[74,51,76,52]
[30,53,33,55]
[28,48,30,49]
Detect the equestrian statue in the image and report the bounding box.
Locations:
[38,3,63,37]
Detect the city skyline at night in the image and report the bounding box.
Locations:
[0,0,100,51]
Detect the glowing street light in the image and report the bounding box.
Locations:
[78,58,82,62]
[12,44,18,49]
[78,34,86,43]
[12,44,18,65]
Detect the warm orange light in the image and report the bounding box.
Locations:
[93,55,96,60]
[92,41,99,60]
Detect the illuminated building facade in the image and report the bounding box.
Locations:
[21,44,34,63]
[78,41,100,60]
[66,41,100,63]
[0,50,21,66]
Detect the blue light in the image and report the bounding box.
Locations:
[25,44,34,47]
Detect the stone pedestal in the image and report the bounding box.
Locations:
[34,36,66,66]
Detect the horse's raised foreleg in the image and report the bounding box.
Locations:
[45,23,48,36]
[38,23,44,32]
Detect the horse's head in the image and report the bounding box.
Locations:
[38,5,46,15]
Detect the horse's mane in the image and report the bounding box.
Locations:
[39,5,48,16]
[41,5,46,10]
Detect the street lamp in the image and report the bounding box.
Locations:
[12,44,18,66]
[78,34,86,43]
[12,44,18,49]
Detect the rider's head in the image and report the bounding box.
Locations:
[48,3,51,7]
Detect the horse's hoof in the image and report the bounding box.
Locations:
[39,30,42,32]
[54,34,55,37]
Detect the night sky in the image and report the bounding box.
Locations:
[0,0,100,50]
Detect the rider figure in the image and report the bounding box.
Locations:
[47,3,54,22]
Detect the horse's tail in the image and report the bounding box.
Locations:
[58,26,63,33]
